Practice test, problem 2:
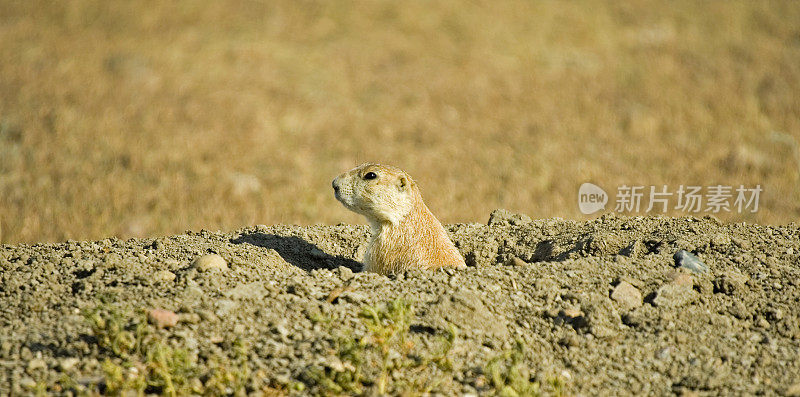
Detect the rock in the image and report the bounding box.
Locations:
[59,357,80,371]
[610,281,643,310]
[18,377,37,389]
[506,256,527,267]
[335,265,353,280]
[26,358,47,374]
[147,308,179,328]
[652,281,697,308]
[561,307,583,319]
[666,270,693,286]
[154,270,176,282]
[192,254,227,272]
[487,209,532,226]
[673,250,708,274]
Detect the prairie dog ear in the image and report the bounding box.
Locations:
[397,176,408,192]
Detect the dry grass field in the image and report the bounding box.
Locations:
[1,0,798,244]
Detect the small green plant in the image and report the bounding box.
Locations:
[101,358,147,395]
[83,304,141,357]
[360,299,416,394]
[304,334,366,395]
[484,340,540,397]
[303,299,457,396]
[203,337,252,396]
[82,302,249,396]
[546,375,565,397]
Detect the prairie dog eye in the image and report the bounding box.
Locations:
[363,172,377,180]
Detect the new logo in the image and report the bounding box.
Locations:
[578,183,608,215]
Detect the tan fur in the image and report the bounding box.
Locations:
[332,163,466,274]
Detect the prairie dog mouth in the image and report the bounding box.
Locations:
[332,178,353,207]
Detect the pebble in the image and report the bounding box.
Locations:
[673,250,708,274]
[147,308,179,328]
[335,265,353,280]
[506,256,528,267]
[18,377,36,389]
[192,254,228,272]
[666,270,693,286]
[59,357,80,371]
[26,358,47,373]
[653,281,697,308]
[154,270,176,282]
[610,281,643,310]
[562,307,583,318]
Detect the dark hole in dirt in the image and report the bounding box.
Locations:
[643,291,658,304]
[28,341,73,358]
[644,239,663,254]
[73,268,95,279]
[409,324,437,334]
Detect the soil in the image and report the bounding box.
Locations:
[1,210,799,396]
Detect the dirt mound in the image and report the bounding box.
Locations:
[1,212,799,395]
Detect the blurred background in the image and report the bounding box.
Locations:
[0,0,798,244]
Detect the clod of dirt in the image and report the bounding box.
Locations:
[652,275,698,308]
[487,209,532,226]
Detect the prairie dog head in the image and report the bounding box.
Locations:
[332,163,417,225]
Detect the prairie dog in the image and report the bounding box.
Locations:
[332,163,466,274]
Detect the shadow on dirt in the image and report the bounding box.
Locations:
[231,232,362,272]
